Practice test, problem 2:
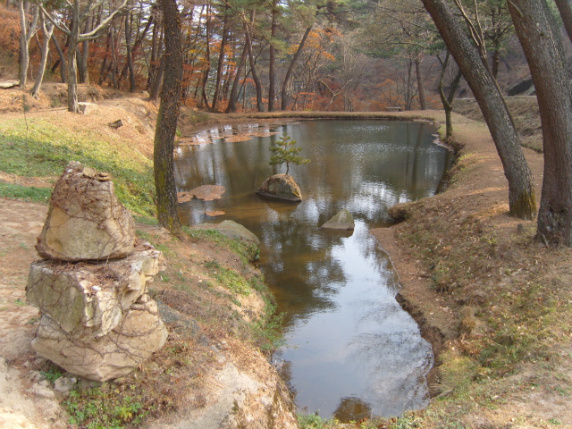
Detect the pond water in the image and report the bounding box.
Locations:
[175,119,452,421]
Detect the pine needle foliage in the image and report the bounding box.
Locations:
[269,132,310,175]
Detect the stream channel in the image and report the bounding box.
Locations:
[175,119,453,421]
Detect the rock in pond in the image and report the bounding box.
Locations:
[256,174,302,202]
[320,209,355,230]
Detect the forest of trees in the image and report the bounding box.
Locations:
[5,0,542,114]
[5,0,572,243]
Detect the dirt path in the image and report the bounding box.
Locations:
[373,112,572,428]
[0,200,67,428]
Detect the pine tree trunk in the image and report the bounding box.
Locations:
[281,25,312,111]
[243,11,264,112]
[509,0,572,245]
[226,42,247,113]
[422,0,536,220]
[554,0,572,45]
[154,0,182,233]
[268,0,278,111]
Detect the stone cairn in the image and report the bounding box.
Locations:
[26,162,168,382]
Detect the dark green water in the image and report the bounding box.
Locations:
[175,120,452,420]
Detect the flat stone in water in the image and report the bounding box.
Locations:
[320,209,355,230]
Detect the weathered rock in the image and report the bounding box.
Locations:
[32,307,168,382]
[35,162,136,261]
[178,185,226,202]
[0,80,19,89]
[26,248,165,338]
[77,102,97,115]
[171,361,298,429]
[320,209,355,230]
[256,174,302,202]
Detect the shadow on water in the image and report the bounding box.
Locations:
[175,120,452,421]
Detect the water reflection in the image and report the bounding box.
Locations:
[176,120,451,420]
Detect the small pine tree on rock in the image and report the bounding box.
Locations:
[269,132,310,175]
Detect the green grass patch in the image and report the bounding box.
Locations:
[0,182,52,202]
[204,260,251,295]
[184,227,260,265]
[64,385,148,429]
[0,118,155,215]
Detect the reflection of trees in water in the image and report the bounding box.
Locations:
[258,214,348,324]
[334,396,373,423]
[346,329,433,416]
[174,120,449,418]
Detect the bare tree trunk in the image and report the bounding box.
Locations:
[422,0,536,220]
[18,0,39,89]
[125,7,136,91]
[118,16,153,88]
[437,50,462,140]
[51,35,67,83]
[555,0,572,45]
[509,0,572,245]
[211,3,229,110]
[404,59,413,111]
[154,0,182,233]
[415,57,426,110]
[98,28,112,85]
[199,5,213,110]
[149,54,166,101]
[31,12,54,98]
[243,11,263,112]
[490,46,500,79]
[281,24,312,111]
[226,42,247,113]
[268,0,278,111]
[77,14,92,84]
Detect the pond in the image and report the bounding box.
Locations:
[175,119,453,421]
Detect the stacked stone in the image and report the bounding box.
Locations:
[26,162,168,382]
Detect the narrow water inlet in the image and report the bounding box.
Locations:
[175,119,452,421]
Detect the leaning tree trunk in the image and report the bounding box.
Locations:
[31,13,54,98]
[51,35,67,83]
[509,0,572,245]
[243,11,264,112]
[281,25,312,110]
[421,0,536,220]
[226,42,247,113]
[154,0,182,233]
[211,3,230,111]
[554,0,572,46]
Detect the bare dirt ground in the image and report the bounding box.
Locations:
[1,85,571,428]
[373,111,572,428]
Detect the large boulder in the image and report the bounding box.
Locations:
[32,305,167,382]
[26,245,168,381]
[26,248,165,338]
[320,209,355,230]
[256,174,302,202]
[35,162,135,261]
[28,163,168,382]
